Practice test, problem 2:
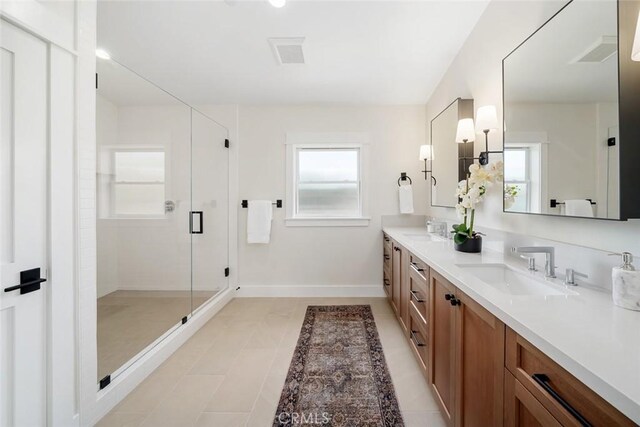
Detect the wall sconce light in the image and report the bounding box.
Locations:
[475,105,502,165]
[419,145,436,185]
[455,118,475,144]
[633,10,640,61]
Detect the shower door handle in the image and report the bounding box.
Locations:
[190,211,203,234]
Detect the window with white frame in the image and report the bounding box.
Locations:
[98,148,166,218]
[286,137,369,226]
[504,147,530,212]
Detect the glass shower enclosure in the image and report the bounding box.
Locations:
[96,57,229,384]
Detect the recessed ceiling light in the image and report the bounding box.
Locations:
[268,0,286,8]
[96,48,111,60]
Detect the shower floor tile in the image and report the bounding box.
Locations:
[97,290,215,380]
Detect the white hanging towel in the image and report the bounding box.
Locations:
[564,199,594,217]
[247,200,273,244]
[398,185,414,214]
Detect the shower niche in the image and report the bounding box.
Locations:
[96,57,229,384]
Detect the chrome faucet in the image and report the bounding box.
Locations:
[511,246,556,278]
[427,220,448,237]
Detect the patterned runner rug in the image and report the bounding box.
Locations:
[273,305,404,426]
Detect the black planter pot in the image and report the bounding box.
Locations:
[454,235,482,253]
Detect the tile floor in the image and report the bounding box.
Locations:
[97,290,214,379]
[97,298,446,427]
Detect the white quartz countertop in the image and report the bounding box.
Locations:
[383,227,640,423]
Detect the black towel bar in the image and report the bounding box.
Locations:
[550,199,596,208]
[241,200,282,208]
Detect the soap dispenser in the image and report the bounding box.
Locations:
[611,252,640,311]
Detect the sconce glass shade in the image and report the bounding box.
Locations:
[419,144,433,161]
[455,118,476,143]
[633,10,640,61]
[476,105,498,132]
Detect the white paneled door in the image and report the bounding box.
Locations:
[0,19,48,427]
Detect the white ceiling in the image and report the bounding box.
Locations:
[504,0,618,104]
[97,0,489,105]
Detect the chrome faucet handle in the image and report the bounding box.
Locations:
[564,268,588,286]
[519,254,536,271]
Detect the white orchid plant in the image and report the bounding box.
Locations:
[452,161,503,245]
[504,184,519,209]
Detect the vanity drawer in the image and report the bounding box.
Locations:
[409,254,428,282]
[383,237,392,272]
[383,233,392,253]
[408,303,428,373]
[505,328,635,427]
[383,249,392,272]
[408,263,428,323]
[383,268,392,298]
[504,369,561,427]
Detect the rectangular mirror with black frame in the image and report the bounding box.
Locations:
[502,0,640,220]
[430,98,474,208]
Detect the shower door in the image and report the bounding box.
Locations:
[96,57,192,382]
[190,110,229,312]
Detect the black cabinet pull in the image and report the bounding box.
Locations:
[4,268,46,295]
[450,298,461,306]
[532,374,591,427]
[384,237,390,242]
[383,279,391,286]
[410,330,425,347]
[410,289,425,303]
[444,293,454,301]
[384,255,390,260]
[190,211,203,234]
[393,246,400,252]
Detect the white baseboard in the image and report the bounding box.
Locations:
[90,287,236,426]
[237,284,385,298]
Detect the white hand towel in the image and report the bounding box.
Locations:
[247,200,273,244]
[564,199,594,217]
[399,185,414,214]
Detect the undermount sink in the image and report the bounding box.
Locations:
[455,263,578,297]
[402,232,445,242]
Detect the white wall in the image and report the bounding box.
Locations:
[236,105,427,295]
[425,0,640,256]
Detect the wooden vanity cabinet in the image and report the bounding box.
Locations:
[382,234,392,299]
[505,328,635,427]
[429,269,457,424]
[454,290,505,427]
[429,269,505,427]
[382,234,409,333]
[390,241,401,316]
[380,237,633,427]
[391,241,409,332]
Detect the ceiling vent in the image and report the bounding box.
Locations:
[572,36,618,63]
[269,37,305,65]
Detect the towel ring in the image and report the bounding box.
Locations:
[398,173,412,187]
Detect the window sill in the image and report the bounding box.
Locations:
[284,217,371,227]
